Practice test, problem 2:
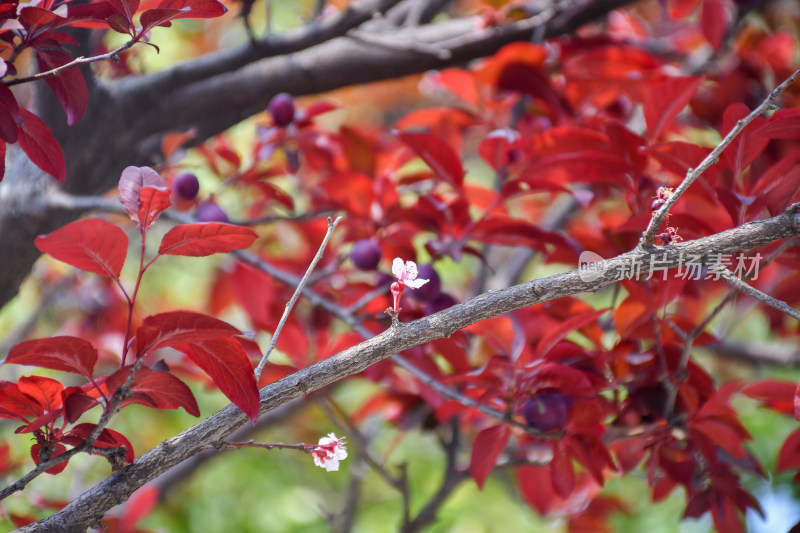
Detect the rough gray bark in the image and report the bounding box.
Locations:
[0,0,635,308]
[16,208,800,531]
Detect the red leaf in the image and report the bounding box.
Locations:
[6,336,98,378]
[742,379,796,415]
[35,218,128,279]
[31,442,69,474]
[0,83,19,143]
[19,6,63,27]
[469,424,511,489]
[35,49,88,126]
[517,464,557,514]
[0,377,63,422]
[108,0,139,24]
[118,166,165,226]
[62,387,98,423]
[701,0,732,51]
[63,423,135,463]
[122,486,160,530]
[536,308,608,357]
[137,186,172,230]
[644,77,703,140]
[551,441,575,498]
[395,130,465,189]
[134,310,242,358]
[174,338,259,423]
[752,109,800,140]
[534,363,594,398]
[777,428,800,473]
[105,366,200,416]
[158,223,258,256]
[139,7,184,32]
[17,109,65,182]
[479,129,521,171]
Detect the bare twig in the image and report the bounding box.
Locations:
[5,40,137,87]
[639,66,800,247]
[717,268,800,322]
[254,216,342,379]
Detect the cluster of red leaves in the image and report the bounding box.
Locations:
[0,0,226,182]
[1,166,259,481]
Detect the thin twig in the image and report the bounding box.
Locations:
[639,65,800,247]
[254,216,342,379]
[5,39,137,87]
[717,268,800,322]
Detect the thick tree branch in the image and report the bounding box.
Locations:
[16,209,800,531]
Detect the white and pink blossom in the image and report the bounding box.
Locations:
[311,433,348,472]
[392,258,430,289]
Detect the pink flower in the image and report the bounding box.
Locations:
[311,433,348,472]
[392,258,430,289]
[390,258,430,312]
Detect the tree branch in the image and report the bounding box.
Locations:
[16,208,800,531]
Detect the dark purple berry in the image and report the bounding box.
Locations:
[196,202,229,223]
[350,239,381,270]
[424,292,457,315]
[174,173,200,201]
[411,264,441,301]
[522,392,574,431]
[269,93,296,127]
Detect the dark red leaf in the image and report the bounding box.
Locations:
[137,186,172,230]
[17,109,65,182]
[0,83,19,143]
[469,424,511,489]
[173,338,259,423]
[118,166,165,225]
[35,48,88,126]
[644,77,703,140]
[63,423,135,463]
[158,223,258,256]
[534,363,594,398]
[30,443,69,474]
[107,0,139,24]
[19,6,63,27]
[395,130,465,189]
[6,336,98,378]
[105,366,200,416]
[62,387,99,423]
[35,218,128,279]
[134,310,242,358]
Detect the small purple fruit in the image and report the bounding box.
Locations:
[196,202,229,223]
[174,173,200,201]
[350,239,381,270]
[269,93,296,127]
[522,392,574,431]
[411,264,441,301]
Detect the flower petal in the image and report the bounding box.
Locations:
[404,278,430,289]
[392,257,405,278]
